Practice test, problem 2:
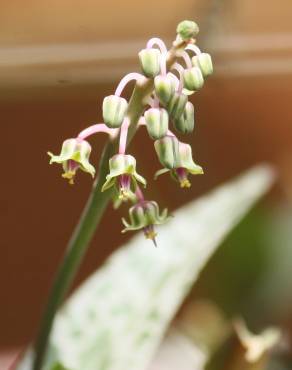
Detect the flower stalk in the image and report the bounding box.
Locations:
[31,20,213,370]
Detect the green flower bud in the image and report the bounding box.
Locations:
[102,95,128,128]
[122,200,170,245]
[154,135,180,169]
[176,20,199,40]
[173,101,195,134]
[183,67,204,91]
[154,74,176,106]
[138,48,161,78]
[144,108,169,140]
[166,92,188,120]
[48,138,95,184]
[197,53,213,77]
[101,154,146,201]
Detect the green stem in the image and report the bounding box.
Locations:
[31,42,184,370]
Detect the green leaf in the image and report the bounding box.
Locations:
[16,165,275,370]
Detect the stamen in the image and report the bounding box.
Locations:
[78,123,118,141]
[118,174,131,200]
[143,225,158,246]
[115,73,145,97]
[176,167,191,188]
[62,160,79,185]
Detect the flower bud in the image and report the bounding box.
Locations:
[144,108,169,140]
[173,101,195,134]
[166,92,188,120]
[176,20,199,40]
[138,48,161,78]
[48,138,95,184]
[197,53,213,77]
[122,200,170,245]
[154,135,180,169]
[154,74,176,106]
[102,95,128,128]
[183,67,204,91]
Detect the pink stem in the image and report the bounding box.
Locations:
[181,51,193,69]
[118,117,130,154]
[115,73,145,97]
[146,38,168,54]
[135,186,145,202]
[172,63,184,93]
[185,44,202,56]
[77,123,118,141]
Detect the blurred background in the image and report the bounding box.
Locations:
[1,0,292,368]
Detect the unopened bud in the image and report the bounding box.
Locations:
[173,101,195,134]
[144,108,169,140]
[183,67,204,91]
[154,74,176,106]
[167,92,188,120]
[102,95,128,128]
[197,53,213,77]
[138,48,161,78]
[176,20,199,40]
[154,135,180,169]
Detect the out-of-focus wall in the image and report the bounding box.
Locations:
[1,0,292,346]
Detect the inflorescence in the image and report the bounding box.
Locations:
[48,20,213,245]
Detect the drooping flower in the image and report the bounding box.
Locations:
[122,200,170,245]
[155,139,203,188]
[101,154,146,201]
[48,138,95,185]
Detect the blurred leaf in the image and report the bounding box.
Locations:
[16,165,275,370]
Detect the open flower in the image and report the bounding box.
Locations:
[155,140,203,188]
[122,200,170,245]
[101,154,146,201]
[48,138,95,185]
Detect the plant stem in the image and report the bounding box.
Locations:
[31,41,185,370]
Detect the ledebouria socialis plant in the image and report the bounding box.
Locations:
[49,20,213,244]
[32,20,213,370]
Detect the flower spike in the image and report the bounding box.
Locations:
[48,138,95,185]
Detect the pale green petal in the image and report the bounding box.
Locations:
[48,139,78,164]
[187,164,204,175]
[154,168,170,180]
[101,176,116,192]
[133,171,147,187]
